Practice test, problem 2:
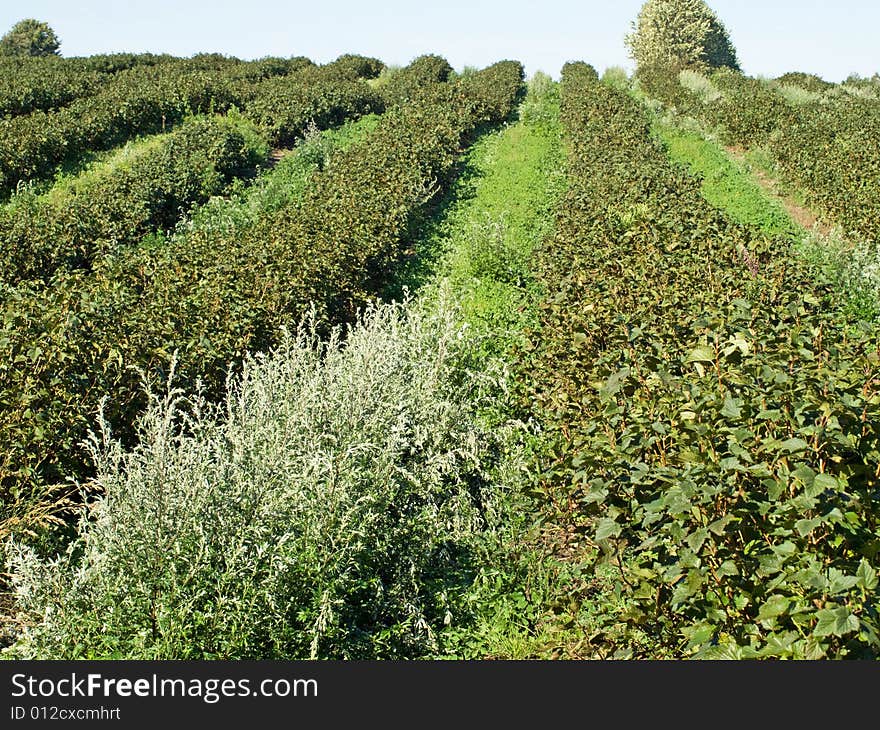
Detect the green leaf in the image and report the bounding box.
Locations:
[758,594,790,621]
[595,517,621,541]
[781,438,809,453]
[686,346,715,364]
[795,517,822,537]
[813,607,859,638]
[721,397,742,419]
[856,559,878,592]
[812,473,839,491]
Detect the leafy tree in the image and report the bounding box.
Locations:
[625,0,739,73]
[0,19,61,57]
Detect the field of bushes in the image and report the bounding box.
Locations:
[0,39,877,659]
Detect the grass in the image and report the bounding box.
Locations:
[651,116,798,239]
[396,72,564,354]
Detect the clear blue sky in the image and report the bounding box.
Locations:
[3,1,878,82]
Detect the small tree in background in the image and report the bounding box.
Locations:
[0,19,61,57]
[625,0,739,73]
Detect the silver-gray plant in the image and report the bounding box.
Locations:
[6,294,519,659]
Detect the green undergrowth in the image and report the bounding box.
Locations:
[648,111,880,323]
[651,118,797,240]
[397,72,564,356]
[396,74,570,657]
[172,113,381,239]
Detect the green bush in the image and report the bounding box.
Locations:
[0,114,267,288]
[517,62,880,659]
[646,63,880,244]
[381,54,455,107]
[0,57,103,117]
[626,0,740,74]
[775,72,833,93]
[704,69,795,146]
[771,95,880,243]
[0,19,60,57]
[326,53,385,79]
[0,61,524,542]
[6,297,509,659]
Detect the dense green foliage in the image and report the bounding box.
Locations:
[772,96,880,243]
[0,65,240,195]
[328,53,385,79]
[0,60,524,542]
[0,19,60,57]
[241,71,383,147]
[642,66,880,243]
[0,57,103,118]
[775,72,833,93]
[518,63,879,658]
[380,54,455,107]
[0,54,331,195]
[0,114,267,289]
[626,0,739,74]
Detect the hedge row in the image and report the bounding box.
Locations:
[0,115,267,289]
[0,57,104,118]
[771,95,880,242]
[0,59,524,537]
[641,67,880,242]
[380,54,454,107]
[519,62,879,658]
[0,66,242,194]
[241,72,384,147]
[0,54,372,195]
[0,53,187,118]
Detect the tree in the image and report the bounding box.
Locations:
[625,0,739,73]
[0,19,61,57]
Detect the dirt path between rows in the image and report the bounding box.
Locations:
[724,145,834,236]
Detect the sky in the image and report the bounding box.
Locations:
[2,1,878,83]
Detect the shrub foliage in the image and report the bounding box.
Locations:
[7,298,509,658]
[518,63,879,658]
[0,60,524,540]
[626,0,740,74]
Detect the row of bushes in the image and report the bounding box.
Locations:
[772,95,880,242]
[518,62,879,658]
[0,59,524,540]
[0,54,381,195]
[241,71,383,147]
[640,66,880,242]
[0,114,267,289]
[0,57,104,118]
[0,53,190,118]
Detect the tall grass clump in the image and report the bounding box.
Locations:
[5,294,520,659]
[519,72,558,126]
[772,82,823,106]
[601,66,631,92]
[678,68,720,102]
[796,227,880,321]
